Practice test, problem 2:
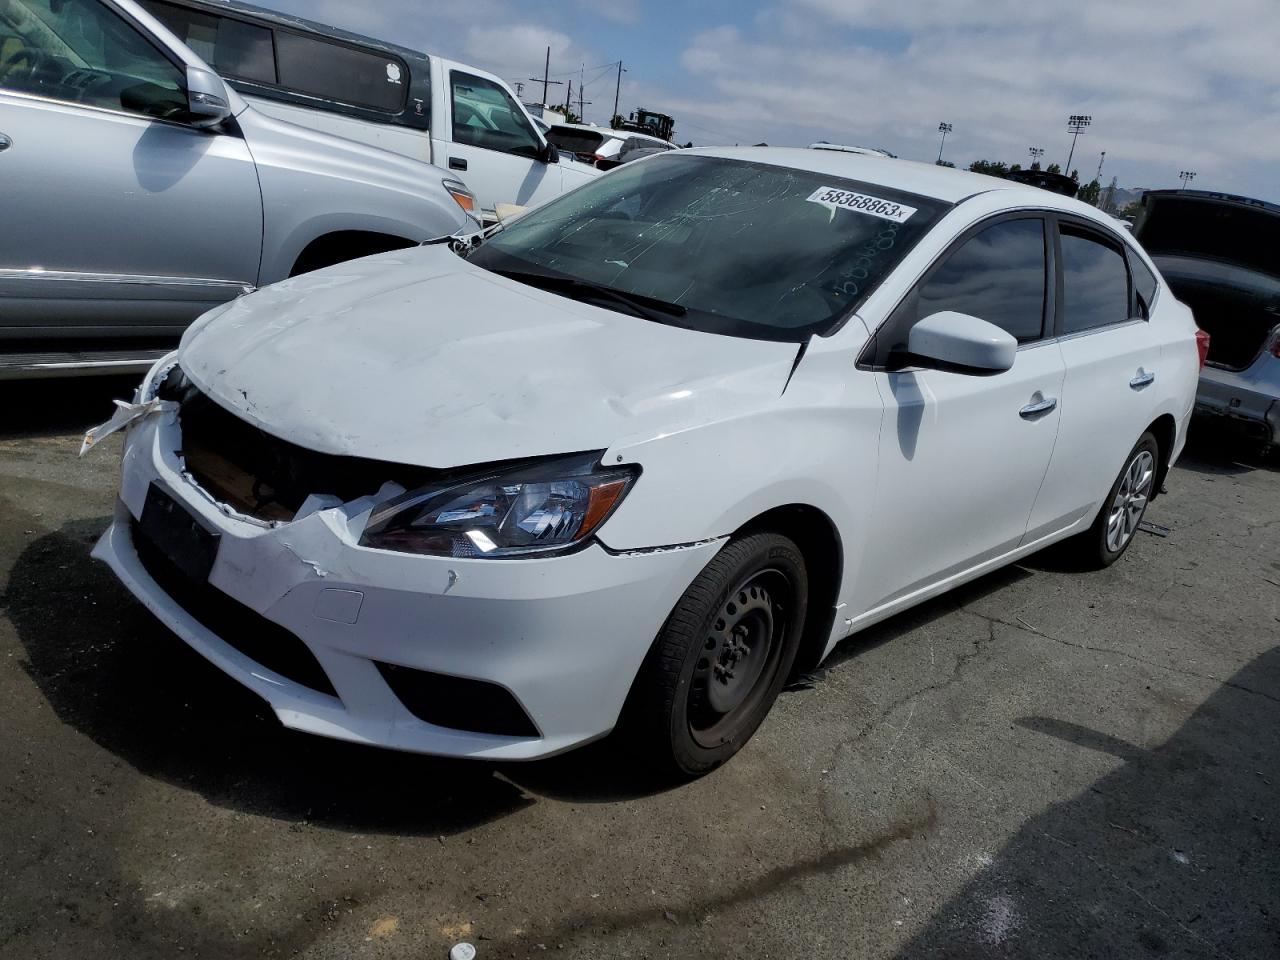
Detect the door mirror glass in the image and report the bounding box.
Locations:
[907,311,1017,374]
[185,65,231,127]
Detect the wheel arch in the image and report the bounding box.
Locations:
[289,230,419,277]
[732,503,844,677]
[1145,412,1178,499]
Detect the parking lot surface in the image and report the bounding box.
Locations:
[2,378,1277,960]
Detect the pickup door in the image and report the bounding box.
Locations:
[436,66,563,220]
[0,0,261,339]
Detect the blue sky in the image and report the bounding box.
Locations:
[257,0,1279,201]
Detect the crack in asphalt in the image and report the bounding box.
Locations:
[961,610,1280,706]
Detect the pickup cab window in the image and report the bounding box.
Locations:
[450,71,541,158]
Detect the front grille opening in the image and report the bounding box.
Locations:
[375,662,539,738]
[164,368,434,522]
[131,519,339,698]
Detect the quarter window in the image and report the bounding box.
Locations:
[1060,226,1132,334]
[0,0,186,119]
[451,72,541,158]
[1129,250,1159,319]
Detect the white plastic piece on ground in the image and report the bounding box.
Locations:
[450,943,477,960]
[79,398,175,456]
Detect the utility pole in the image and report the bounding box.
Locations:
[612,60,625,125]
[564,79,572,113]
[1179,170,1196,190]
[529,47,562,107]
[579,63,584,121]
[1028,146,1044,169]
[1064,114,1091,172]
[936,122,952,164]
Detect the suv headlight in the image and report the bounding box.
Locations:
[359,452,638,558]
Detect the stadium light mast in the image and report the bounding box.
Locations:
[1179,170,1197,191]
[1028,146,1044,169]
[1064,114,1091,172]
[936,122,953,164]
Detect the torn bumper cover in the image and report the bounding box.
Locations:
[93,411,723,760]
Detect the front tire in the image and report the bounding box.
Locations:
[625,532,808,777]
[1072,432,1159,568]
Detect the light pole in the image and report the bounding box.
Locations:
[1028,146,1044,169]
[1064,114,1091,173]
[1179,170,1197,190]
[1095,150,1106,182]
[936,122,952,164]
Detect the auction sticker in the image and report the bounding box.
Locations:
[806,187,916,223]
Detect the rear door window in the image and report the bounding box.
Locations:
[274,32,406,112]
[547,126,603,155]
[1060,226,1132,334]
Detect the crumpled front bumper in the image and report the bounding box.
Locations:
[93,410,722,760]
[1195,358,1280,445]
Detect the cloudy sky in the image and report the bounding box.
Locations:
[258,0,1280,201]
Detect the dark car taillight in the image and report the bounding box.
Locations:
[1195,328,1210,369]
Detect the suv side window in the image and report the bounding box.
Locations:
[450,71,541,158]
[140,1,275,84]
[1060,225,1132,334]
[275,32,406,113]
[879,217,1048,360]
[0,0,186,119]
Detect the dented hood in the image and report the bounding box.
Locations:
[179,246,798,468]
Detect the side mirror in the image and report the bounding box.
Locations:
[185,66,231,128]
[539,141,560,164]
[906,311,1016,374]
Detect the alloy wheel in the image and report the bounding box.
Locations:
[1105,449,1154,552]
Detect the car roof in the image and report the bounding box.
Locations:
[678,147,1119,222]
[809,143,891,157]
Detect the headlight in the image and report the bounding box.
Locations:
[359,452,638,558]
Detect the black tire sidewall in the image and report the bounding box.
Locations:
[663,534,808,775]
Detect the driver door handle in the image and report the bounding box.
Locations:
[0,133,11,152]
[1019,396,1058,419]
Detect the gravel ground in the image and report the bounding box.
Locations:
[1,376,1277,960]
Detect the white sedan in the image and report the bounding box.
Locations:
[92,148,1200,776]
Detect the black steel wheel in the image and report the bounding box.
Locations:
[624,532,808,776]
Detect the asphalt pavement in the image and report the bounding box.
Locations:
[1,376,1276,959]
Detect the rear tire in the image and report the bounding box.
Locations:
[1069,432,1159,568]
[624,532,808,777]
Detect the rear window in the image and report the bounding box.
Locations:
[275,32,406,112]
[547,127,606,154]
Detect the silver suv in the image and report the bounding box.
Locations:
[0,0,476,378]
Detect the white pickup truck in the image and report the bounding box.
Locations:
[140,0,600,222]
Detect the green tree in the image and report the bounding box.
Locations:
[610,114,624,129]
[969,159,1010,177]
[935,159,956,168]
[1077,179,1102,205]
[1046,162,1062,174]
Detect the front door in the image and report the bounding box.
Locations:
[857,215,1065,612]
[441,69,560,220]
[0,0,261,338]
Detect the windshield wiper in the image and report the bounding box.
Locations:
[493,268,688,326]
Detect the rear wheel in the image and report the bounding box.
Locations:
[1071,432,1159,568]
[625,532,808,776]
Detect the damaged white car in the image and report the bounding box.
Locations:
[92,148,1200,775]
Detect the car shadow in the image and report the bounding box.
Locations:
[893,644,1280,959]
[1178,420,1279,476]
[0,375,140,440]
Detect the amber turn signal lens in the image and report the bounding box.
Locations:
[576,478,630,539]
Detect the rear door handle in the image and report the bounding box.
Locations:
[1130,370,1155,389]
[0,133,11,152]
[448,156,467,171]
[1019,395,1058,419]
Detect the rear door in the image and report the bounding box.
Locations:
[858,215,1066,610]
[1025,218,1161,539]
[440,69,560,219]
[0,0,261,338]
